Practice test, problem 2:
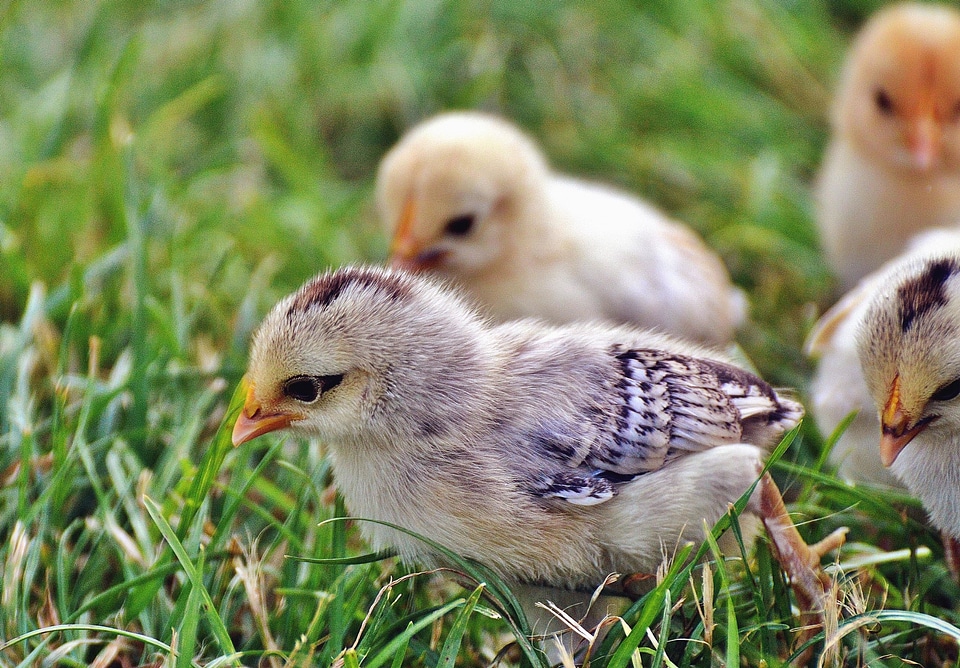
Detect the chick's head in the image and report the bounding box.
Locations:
[858,254,960,469]
[836,3,960,173]
[376,111,549,278]
[233,266,490,447]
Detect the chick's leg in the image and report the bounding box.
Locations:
[753,473,847,619]
[942,531,960,581]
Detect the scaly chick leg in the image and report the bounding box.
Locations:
[942,531,960,582]
[754,473,848,658]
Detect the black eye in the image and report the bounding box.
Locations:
[282,374,344,403]
[444,214,475,237]
[875,88,894,115]
[283,376,320,403]
[932,378,960,402]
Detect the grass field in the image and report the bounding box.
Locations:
[3,0,960,665]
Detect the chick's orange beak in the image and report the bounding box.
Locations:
[905,110,940,171]
[879,374,928,467]
[231,378,298,447]
[388,197,421,269]
[388,197,449,272]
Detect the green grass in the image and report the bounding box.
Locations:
[3,0,960,665]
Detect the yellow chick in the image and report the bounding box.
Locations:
[376,111,745,347]
[817,2,960,292]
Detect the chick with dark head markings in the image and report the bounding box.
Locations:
[857,235,960,541]
[806,230,960,490]
[234,266,845,656]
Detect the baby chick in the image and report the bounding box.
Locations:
[376,111,745,346]
[857,232,960,542]
[807,229,960,490]
[234,266,844,651]
[816,2,960,292]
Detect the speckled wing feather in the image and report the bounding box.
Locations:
[533,347,803,506]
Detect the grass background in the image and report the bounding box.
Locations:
[2,0,960,665]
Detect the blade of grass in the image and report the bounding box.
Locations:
[143,496,237,661]
[814,410,858,474]
[389,632,410,668]
[174,548,204,668]
[343,648,360,668]
[605,543,695,668]
[707,531,739,668]
[290,550,398,566]
[648,587,671,668]
[436,584,485,668]
[0,624,200,667]
[177,379,247,539]
[361,597,465,668]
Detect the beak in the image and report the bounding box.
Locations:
[387,197,450,272]
[231,377,299,446]
[905,111,939,171]
[388,197,420,268]
[879,374,928,466]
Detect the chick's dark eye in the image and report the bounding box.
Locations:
[875,88,894,115]
[444,214,475,237]
[283,376,320,403]
[282,374,345,403]
[932,378,960,402]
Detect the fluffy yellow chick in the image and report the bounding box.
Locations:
[233,265,845,655]
[376,111,745,347]
[817,2,960,292]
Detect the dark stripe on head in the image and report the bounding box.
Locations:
[898,258,959,332]
[287,267,410,315]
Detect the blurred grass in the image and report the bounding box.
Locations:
[4,0,960,666]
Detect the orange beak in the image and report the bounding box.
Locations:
[879,374,928,466]
[387,197,448,271]
[905,108,939,171]
[231,377,300,447]
[388,197,421,269]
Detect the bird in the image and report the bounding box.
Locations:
[816,2,960,293]
[806,229,960,490]
[233,265,845,654]
[855,231,960,544]
[375,111,745,347]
